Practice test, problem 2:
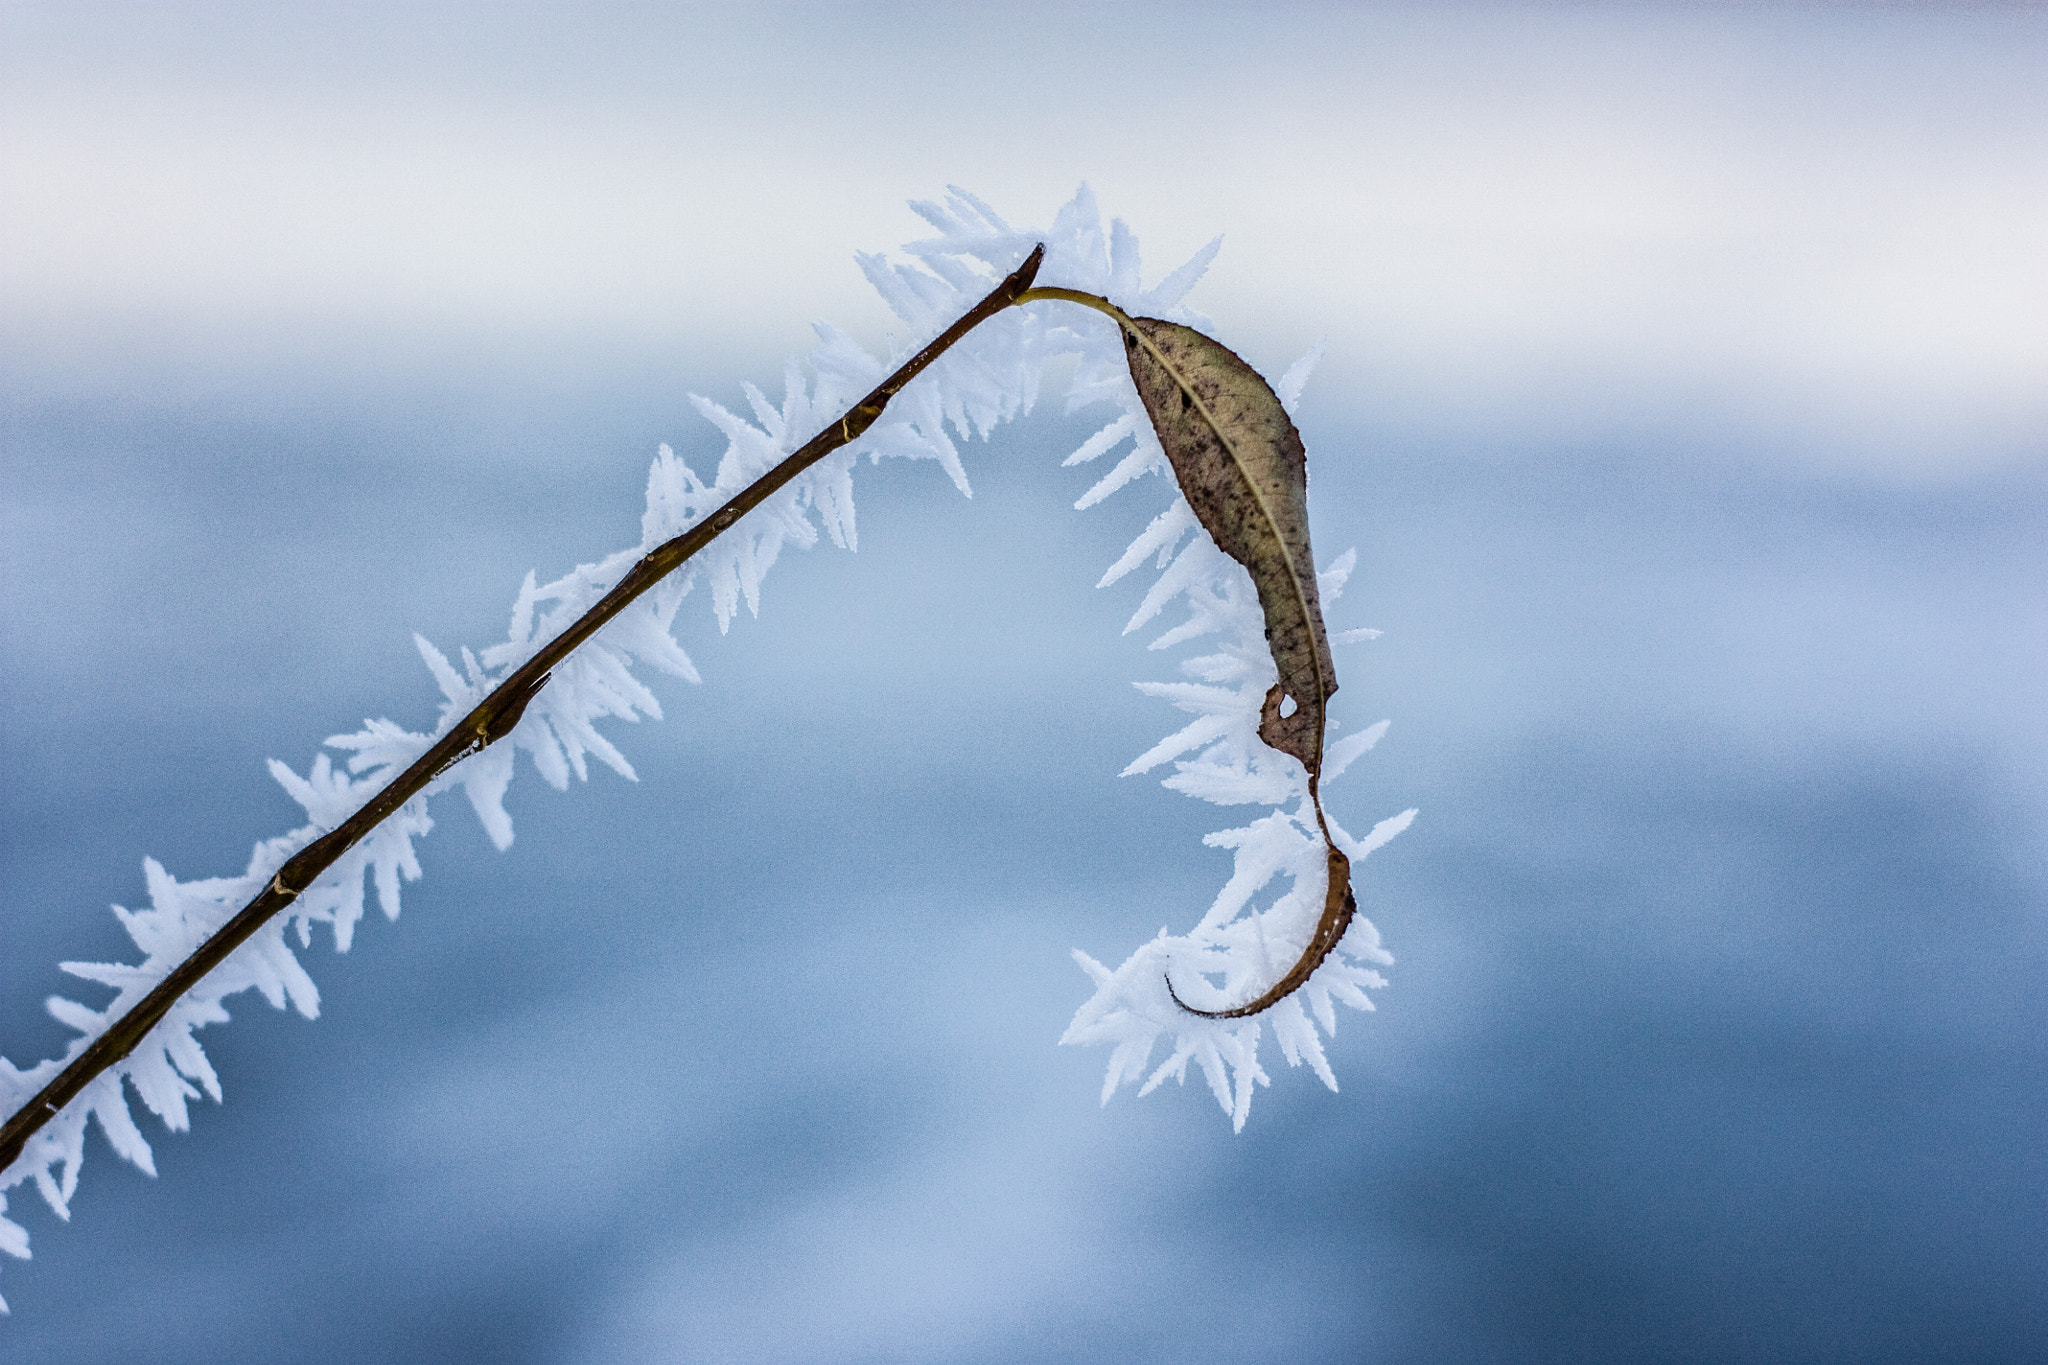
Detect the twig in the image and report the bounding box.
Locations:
[0,243,1046,1175]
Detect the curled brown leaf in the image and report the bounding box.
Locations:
[1114,317,1354,1019]
[882,278,1357,1020]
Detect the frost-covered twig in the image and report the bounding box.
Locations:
[0,242,1049,1193]
[0,188,1412,1309]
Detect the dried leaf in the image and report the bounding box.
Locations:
[1118,318,1336,773]
[1118,316,1355,1019]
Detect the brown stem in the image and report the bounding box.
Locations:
[0,243,1046,1178]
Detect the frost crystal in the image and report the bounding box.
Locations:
[0,185,1411,1302]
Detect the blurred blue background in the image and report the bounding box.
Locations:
[3,3,2044,1360]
